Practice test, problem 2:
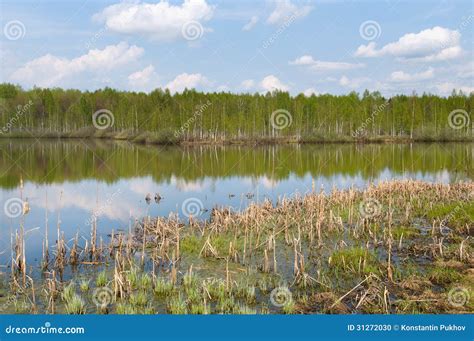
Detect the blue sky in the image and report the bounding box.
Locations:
[0,0,472,96]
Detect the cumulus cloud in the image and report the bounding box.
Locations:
[128,65,157,89]
[389,68,434,82]
[242,16,259,31]
[355,26,462,61]
[10,42,143,87]
[260,75,289,92]
[94,0,214,41]
[290,55,364,71]
[339,75,370,89]
[165,73,209,93]
[266,0,313,25]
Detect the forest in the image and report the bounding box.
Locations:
[0,83,472,144]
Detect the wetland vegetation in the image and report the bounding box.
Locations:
[1,180,472,314]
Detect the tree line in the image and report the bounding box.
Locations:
[0,83,472,143]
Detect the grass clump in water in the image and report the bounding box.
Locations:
[61,282,76,302]
[129,291,148,307]
[96,271,108,287]
[79,279,90,292]
[126,267,139,289]
[139,273,152,290]
[64,294,86,314]
[392,226,420,240]
[330,247,380,275]
[428,266,462,285]
[180,235,203,255]
[167,294,187,314]
[154,278,175,297]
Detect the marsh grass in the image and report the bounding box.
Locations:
[64,294,86,314]
[79,279,90,292]
[167,294,187,314]
[154,278,175,297]
[329,247,380,275]
[95,271,108,287]
[61,282,75,303]
[130,291,148,307]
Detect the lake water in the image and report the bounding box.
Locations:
[0,139,472,265]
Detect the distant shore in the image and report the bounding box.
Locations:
[1,129,472,146]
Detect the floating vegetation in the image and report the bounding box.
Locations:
[1,180,472,314]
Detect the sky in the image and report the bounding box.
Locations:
[0,0,473,96]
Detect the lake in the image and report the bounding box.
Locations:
[0,139,472,266]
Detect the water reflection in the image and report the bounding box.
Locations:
[0,140,471,263]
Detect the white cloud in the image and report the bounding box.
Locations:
[266,0,313,25]
[241,79,255,89]
[242,16,259,31]
[11,42,143,87]
[165,73,209,93]
[128,65,157,89]
[94,0,214,42]
[354,42,379,58]
[260,75,289,92]
[303,87,319,96]
[390,68,434,82]
[339,75,370,89]
[355,26,462,62]
[290,55,364,71]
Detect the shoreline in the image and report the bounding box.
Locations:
[1,131,472,146]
